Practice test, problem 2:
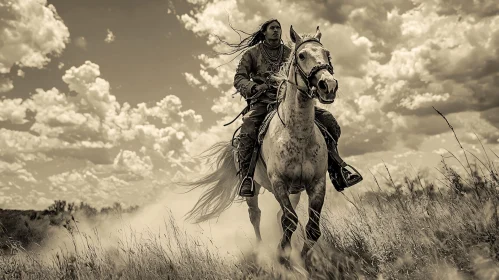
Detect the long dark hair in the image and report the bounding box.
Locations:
[213,18,282,67]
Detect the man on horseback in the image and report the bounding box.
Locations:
[233,19,362,197]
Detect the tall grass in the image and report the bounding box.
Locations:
[1,166,498,279]
[1,111,498,279]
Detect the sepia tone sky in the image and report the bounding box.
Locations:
[0,0,498,210]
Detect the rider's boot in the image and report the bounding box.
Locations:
[327,142,363,192]
[238,133,256,197]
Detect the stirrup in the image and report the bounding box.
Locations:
[330,164,363,192]
[341,164,363,187]
[238,176,255,197]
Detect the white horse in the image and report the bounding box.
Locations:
[185,25,338,268]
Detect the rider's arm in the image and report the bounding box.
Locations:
[234,50,257,98]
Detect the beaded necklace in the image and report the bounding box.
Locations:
[260,42,284,73]
[261,42,283,62]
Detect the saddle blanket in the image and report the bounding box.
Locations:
[257,109,334,145]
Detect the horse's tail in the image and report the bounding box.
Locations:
[183,141,240,223]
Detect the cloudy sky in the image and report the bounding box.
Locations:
[0,0,498,210]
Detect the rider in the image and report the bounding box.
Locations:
[232,19,361,197]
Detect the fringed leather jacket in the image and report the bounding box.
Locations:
[234,42,292,105]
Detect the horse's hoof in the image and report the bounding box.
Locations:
[278,255,291,269]
[301,252,319,275]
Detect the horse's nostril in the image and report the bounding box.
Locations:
[318,80,327,91]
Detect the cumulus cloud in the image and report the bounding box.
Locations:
[183,72,202,87]
[0,77,14,93]
[62,61,120,119]
[424,0,499,18]
[0,98,30,124]
[394,150,420,159]
[0,0,69,91]
[432,148,448,155]
[399,92,450,110]
[374,7,499,117]
[355,95,381,115]
[3,0,499,209]
[166,0,177,15]
[112,150,153,180]
[177,0,499,161]
[481,107,499,129]
[449,111,499,145]
[0,160,36,183]
[338,3,498,149]
[47,168,129,208]
[0,59,205,208]
[105,29,115,43]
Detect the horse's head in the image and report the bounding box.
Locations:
[290,25,338,104]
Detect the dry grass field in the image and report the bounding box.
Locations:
[1,131,498,279]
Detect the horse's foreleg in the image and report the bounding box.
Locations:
[276,193,302,236]
[272,180,298,267]
[246,184,262,242]
[301,178,326,262]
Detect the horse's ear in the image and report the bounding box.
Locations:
[314,26,322,41]
[290,25,302,45]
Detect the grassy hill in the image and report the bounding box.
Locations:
[0,161,497,279]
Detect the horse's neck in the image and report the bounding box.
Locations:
[279,65,316,140]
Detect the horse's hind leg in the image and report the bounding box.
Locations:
[301,178,326,265]
[246,183,262,242]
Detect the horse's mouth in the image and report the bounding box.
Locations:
[317,92,335,104]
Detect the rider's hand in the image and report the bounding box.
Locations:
[255,84,269,92]
[250,84,269,96]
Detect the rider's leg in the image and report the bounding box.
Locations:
[314,107,362,191]
[238,103,268,197]
[314,106,341,142]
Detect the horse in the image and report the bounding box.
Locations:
[184,25,338,268]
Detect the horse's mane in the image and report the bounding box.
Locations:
[273,34,316,103]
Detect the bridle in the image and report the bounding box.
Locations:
[286,38,338,104]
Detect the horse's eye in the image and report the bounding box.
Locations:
[298,53,305,60]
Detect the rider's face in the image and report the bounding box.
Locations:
[264,21,281,41]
